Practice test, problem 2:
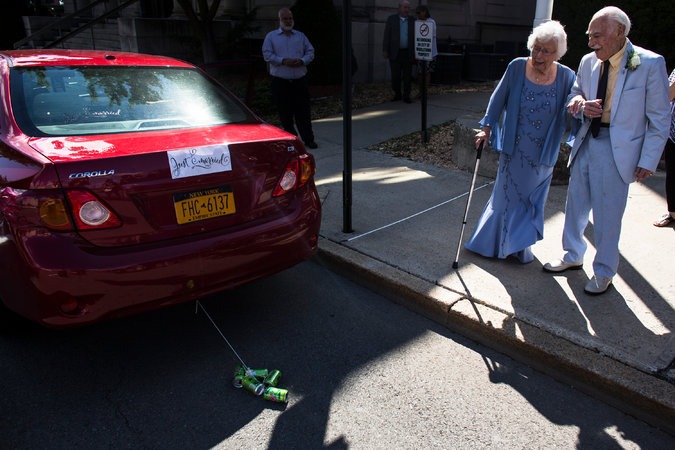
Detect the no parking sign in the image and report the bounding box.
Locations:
[414,20,434,61]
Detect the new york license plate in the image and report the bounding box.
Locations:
[173,185,236,224]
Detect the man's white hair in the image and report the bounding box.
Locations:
[591,6,631,36]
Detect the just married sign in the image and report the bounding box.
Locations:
[167,145,233,179]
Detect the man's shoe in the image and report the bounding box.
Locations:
[306,141,318,149]
[584,275,612,295]
[543,258,583,273]
[653,213,675,227]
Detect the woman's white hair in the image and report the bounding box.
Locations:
[591,6,631,36]
[527,20,568,60]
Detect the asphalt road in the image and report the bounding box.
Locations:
[1,258,672,449]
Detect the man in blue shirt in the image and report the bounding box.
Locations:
[382,1,415,103]
[262,7,317,149]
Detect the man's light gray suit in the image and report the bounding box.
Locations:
[563,39,670,279]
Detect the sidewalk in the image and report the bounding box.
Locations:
[309,90,675,433]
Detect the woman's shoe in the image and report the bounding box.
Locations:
[653,213,675,227]
[515,247,534,264]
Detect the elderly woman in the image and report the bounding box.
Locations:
[464,20,576,264]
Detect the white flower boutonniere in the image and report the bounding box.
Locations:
[625,50,640,71]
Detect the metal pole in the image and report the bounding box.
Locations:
[420,61,428,143]
[342,0,353,233]
[533,0,554,26]
[452,141,484,269]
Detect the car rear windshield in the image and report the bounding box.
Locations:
[10,66,255,136]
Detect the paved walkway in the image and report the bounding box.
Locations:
[309,90,675,433]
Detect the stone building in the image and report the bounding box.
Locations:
[14,0,536,83]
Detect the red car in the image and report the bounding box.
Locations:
[0,50,321,328]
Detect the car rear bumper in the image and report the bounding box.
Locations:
[0,189,321,328]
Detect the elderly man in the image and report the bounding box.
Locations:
[382,0,415,103]
[544,7,670,295]
[262,7,317,149]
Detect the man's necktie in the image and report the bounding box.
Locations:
[590,60,609,138]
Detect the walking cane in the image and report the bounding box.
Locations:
[452,141,484,269]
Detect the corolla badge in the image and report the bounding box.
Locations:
[68,169,115,179]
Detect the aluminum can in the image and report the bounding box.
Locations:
[232,373,244,389]
[242,376,265,395]
[263,386,288,403]
[264,369,282,387]
[233,365,246,376]
[248,368,269,379]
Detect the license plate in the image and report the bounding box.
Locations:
[173,185,236,224]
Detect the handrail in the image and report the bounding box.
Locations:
[13,0,141,49]
[47,0,141,48]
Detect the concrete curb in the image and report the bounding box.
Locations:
[316,236,675,435]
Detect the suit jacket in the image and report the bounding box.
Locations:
[382,13,415,60]
[567,39,670,184]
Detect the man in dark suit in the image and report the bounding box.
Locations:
[382,1,415,103]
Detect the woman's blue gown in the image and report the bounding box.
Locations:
[465,79,558,264]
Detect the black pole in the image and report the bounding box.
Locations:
[420,61,428,143]
[342,0,353,233]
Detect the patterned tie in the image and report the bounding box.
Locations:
[590,61,609,138]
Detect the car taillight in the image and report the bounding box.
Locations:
[4,188,121,231]
[273,154,315,197]
[39,197,72,230]
[64,190,121,230]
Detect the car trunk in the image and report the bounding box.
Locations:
[27,124,304,247]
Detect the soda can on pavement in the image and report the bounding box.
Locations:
[233,364,246,376]
[242,376,265,396]
[263,386,288,403]
[232,373,244,389]
[264,369,282,387]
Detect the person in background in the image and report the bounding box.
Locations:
[544,6,670,295]
[382,0,415,103]
[464,20,576,264]
[262,7,318,149]
[415,4,437,98]
[653,68,675,227]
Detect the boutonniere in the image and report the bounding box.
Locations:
[625,50,640,71]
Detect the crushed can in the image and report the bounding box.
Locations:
[264,369,282,387]
[232,373,245,388]
[242,376,265,396]
[233,365,246,376]
[247,368,269,380]
[263,386,288,403]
